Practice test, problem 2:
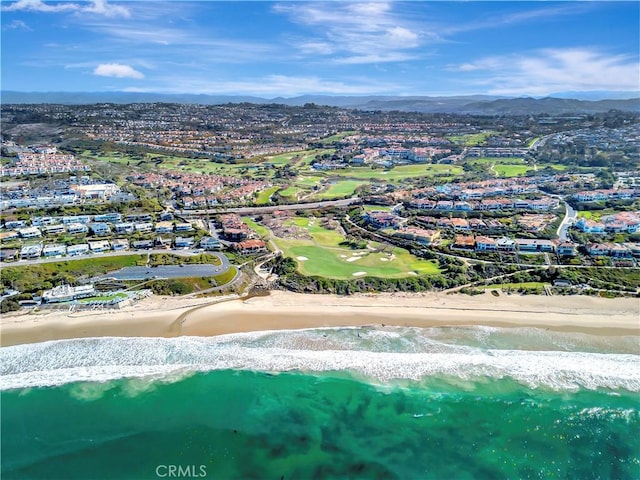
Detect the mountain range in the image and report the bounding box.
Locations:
[2,91,638,115]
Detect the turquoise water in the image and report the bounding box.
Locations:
[2,326,639,479]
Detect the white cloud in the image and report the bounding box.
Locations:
[451,48,640,96]
[93,63,144,79]
[83,0,130,18]
[2,0,129,17]
[3,0,79,13]
[147,74,399,97]
[2,19,32,30]
[275,2,424,64]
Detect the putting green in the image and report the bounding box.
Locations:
[273,216,440,279]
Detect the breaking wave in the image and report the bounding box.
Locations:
[1,327,639,391]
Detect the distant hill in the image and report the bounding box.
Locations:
[2,91,638,114]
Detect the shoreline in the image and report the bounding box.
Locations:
[1,291,639,347]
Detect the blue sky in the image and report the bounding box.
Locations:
[2,1,639,97]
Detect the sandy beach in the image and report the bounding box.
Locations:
[1,291,639,347]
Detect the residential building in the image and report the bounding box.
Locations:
[454,235,475,250]
[363,211,404,229]
[516,239,555,253]
[42,284,96,303]
[0,249,19,262]
[18,226,42,238]
[114,222,135,234]
[132,240,154,250]
[62,215,91,225]
[31,216,58,227]
[94,212,123,223]
[393,227,440,246]
[20,244,43,259]
[586,243,610,256]
[88,240,110,253]
[67,244,90,256]
[135,222,154,233]
[475,236,497,251]
[155,221,174,234]
[67,223,89,234]
[610,244,631,258]
[4,220,27,229]
[495,237,516,251]
[42,244,67,257]
[89,223,111,236]
[556,242,577,256]
[174,236,195,248]
[175,222,194,232]
[111,239,130,251]
[42,224,66,236]
[234,239,267,253]
[200,236,221,250]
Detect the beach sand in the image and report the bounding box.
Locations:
[1,291,639,347]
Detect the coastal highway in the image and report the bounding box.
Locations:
[178,197,361,217]
[4,249,230,268]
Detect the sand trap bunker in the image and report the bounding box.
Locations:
[379,258,389,262]
[408,272,418,276]
[296,256,308,261]
[346,256,362,262]
[340,255,347,258]
[352,271,367,277]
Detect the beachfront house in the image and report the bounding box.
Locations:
[42,244,67,257]
[132,240,154,250]
[200,236,221,250]
[67,243,90,256]
[42,284,96,303]
[20,244,43,260]
[88,240,110,253]
[111,239,130,251]
[174,236,195,248]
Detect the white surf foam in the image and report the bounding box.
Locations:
[1,332,639,391]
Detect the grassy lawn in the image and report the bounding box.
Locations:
[255,186,281,204]
[278,185,303,200]
[469,157,526,164]
[306,164,463,182]
[211,265,238,286]
[294,175,325,187]
[0,255,146,292]
[492,164,532,177]
[447,131,498,146]
[242,217,271,239]
[313,180,366,199]
[362,205,392,212]
[272,216,440,279]
[320,131,357,143]
[263,152,301,165]
[78,292,128,303]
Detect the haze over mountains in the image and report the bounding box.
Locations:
[2,91,638,115]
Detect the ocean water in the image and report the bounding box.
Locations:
[1,326,639,479]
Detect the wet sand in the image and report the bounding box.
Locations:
[1,291,638,347]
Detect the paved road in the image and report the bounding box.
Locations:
[4,249,230,268]
[554,197,577,242]
[179,197,360,217]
